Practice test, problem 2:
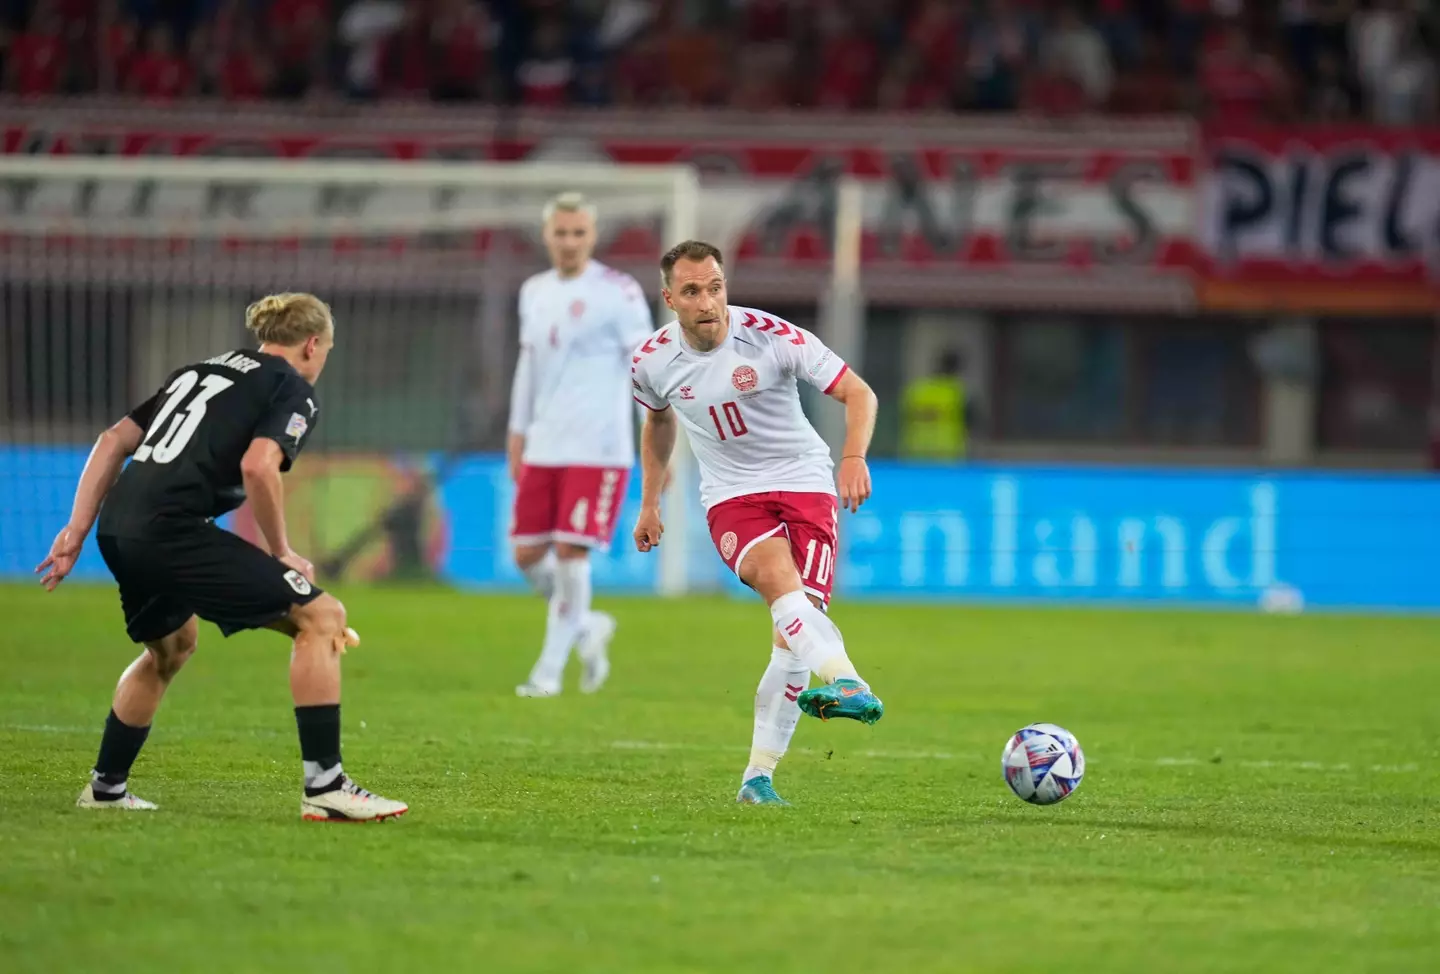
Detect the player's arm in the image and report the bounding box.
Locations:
[506,342,535,483]
[828,369,877,513]
[240,438,312,580]
[246,379,318,578]
[35,412,147,590]
[633,399,675,553]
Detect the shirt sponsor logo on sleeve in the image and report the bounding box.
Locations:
[285,413,308,438]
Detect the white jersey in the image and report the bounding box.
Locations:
[508,260,654,467]
[631,306,848,509]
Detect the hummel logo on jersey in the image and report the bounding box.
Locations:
[680,385,695,400]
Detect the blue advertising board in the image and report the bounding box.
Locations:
[4,448,1437,611]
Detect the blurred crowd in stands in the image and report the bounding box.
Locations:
[0,0,1435,123]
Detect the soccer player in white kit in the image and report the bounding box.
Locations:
[631,240,885,806]
[507,193,655,697]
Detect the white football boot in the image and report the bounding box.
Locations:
[301,777,408,823]
[515,681,561,698]
[76,783,157,810]
[577,611,616,694]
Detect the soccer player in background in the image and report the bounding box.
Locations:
[630,241,885,806]
[37,293,407,822]
[507,193,656,697]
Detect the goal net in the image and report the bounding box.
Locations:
[0,155,704,594]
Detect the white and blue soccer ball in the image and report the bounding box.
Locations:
[1001,723,1085,805]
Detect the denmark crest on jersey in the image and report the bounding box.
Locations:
[731,365,759,392]
[570,300,586,318]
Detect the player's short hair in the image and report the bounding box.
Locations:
[245,292,333,346]
[660,240,725,286]
[542,191,597,224]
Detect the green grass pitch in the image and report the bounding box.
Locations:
[1,582,1437,973]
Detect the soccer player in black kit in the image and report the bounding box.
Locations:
[36,292,407,822]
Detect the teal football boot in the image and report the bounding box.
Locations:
[796,679,884,725]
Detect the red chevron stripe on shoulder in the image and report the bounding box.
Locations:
[739,310,806,346]
[635,327,672,358]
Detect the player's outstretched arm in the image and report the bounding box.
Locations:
[633,406,676,552]
[828,369,878,513]
[36,415,146,590]
[241,437,313,581]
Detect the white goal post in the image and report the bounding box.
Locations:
[0,154,705,595]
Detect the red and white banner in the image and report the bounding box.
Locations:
[0,103,1195,309]
[1199,125,1440,312]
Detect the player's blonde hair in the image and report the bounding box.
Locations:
[542,191,597,224]
[244,292,333,346]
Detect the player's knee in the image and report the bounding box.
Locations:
[513,543,550,570]
[743,554,800,603]
[294,594,347,638]
[146,619,198,681]
[554,542,589,561]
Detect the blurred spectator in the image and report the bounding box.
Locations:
[218,27,271,100]
[339,0,403,98]
[729,40,788,111]
[127,24,194,100]
[812,7,880,110]
[516,16,573,107]
[877,46,950,113]
[1095,0,1141,68]
[596,0,656,50]
[7,0,66,96]
[1351,0,1403,98]
[1307,47,1360,121]
[965,0,1034,111]
[901,349,972,462]
[0,0,1431,122]
[431,0,495,102]
[94,0,138,94]
[1369,26,1436,124]
[380,2,432,99]
[1200,20,1289,122]
[609,24,665,105]
[1021,43,1088,117]
[905,0,962,90]
[1108,31,1186,114]
[1043,3,1113,108]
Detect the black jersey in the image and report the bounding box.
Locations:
[98,350,318,537]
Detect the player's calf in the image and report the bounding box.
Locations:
[285,595,407,823]
[79,617,199,811]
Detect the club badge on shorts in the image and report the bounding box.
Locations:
[720,531,738,560]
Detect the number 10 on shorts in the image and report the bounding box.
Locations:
[801,539,833,587]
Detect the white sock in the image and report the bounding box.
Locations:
[303,759,343,792]
[522,550,558,598]
[526,557,590,690]
[743,645,809,783]
[769,590,863,685]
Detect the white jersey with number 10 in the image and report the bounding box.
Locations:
[630,306,848,510]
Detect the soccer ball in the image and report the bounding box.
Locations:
[1001,723,1085,805]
